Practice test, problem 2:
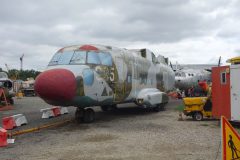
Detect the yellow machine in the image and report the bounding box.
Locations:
[183,97,212,121]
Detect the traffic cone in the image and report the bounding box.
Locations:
[0,128,8,147]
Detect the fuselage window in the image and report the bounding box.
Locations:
[140,49,146,58]
[99,52,112,66]
[152,53,156,63]
[221,72,227,84]
[70,51,86,64]
[87,51,101,65]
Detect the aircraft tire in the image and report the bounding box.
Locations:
[153,106,160,112]
[83,108,95,123]
[75,108,84,123]
[159,103,166,111]
[193,112,203,121]
[153,104,165,112]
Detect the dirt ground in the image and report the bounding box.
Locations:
[0,97,221,160]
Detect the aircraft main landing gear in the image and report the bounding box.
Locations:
[75,107,95,123]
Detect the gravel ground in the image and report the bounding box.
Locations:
[0,97,221,160]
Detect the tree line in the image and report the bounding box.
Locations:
[5,69,41,81]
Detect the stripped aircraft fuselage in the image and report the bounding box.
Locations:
[35,44,175,109]
[175,68,211,90]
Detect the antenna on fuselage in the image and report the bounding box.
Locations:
[170,61,174,71]
[218,56,221,67]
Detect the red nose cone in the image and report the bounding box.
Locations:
[34,69,76,102]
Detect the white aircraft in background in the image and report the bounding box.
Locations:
[173,57,221,92]
[174,68,211,90]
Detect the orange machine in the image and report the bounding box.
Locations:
[212,66,231,120]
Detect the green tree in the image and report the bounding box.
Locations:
[7,69,41,80]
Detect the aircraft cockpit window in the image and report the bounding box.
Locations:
[70,51,86,64]
[99,52,112,66]
[48,53,61,65]
[87,52,101,65]
[49,51,112,66]
[57,51,74,65]
[175,72,180,76]
[48,51,74,65]
[181,73,186,77]
[175,72,186,77]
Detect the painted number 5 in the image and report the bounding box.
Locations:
[110,68,115,82]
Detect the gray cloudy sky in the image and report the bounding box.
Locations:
[0,0,240,71]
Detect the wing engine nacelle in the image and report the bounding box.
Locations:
[135,88,168,107]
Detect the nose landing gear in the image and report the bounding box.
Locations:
[75,107,95,123]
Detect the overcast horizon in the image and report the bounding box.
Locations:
[0,0,240,71]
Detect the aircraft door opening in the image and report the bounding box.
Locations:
[131,57,138,97]
[113,57,126,102]
[163,71,168,91]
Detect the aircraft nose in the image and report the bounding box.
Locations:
[34,69,77,102]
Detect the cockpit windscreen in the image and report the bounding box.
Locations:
[48,51,112,66]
